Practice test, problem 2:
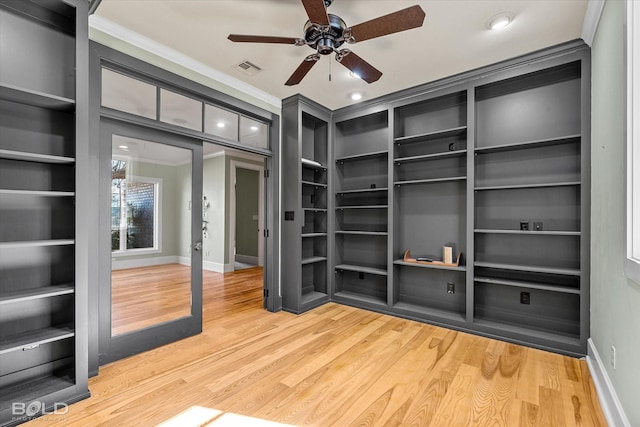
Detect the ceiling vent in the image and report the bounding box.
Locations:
[235,60,263,76]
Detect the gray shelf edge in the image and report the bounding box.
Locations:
[394,150,467,164]
[301,256,327,265]
[335,187,388,195]
[301,181,327,188]
[474,276,580,294]
[301,233,327,238]
[0,239,75,249]
[0,326,75,355]
[336,205,388,210]
[335,264,388,276]
[335,231,388,236]
[302,208,327,212]
[0,82,75,110]
[394,176,467,186]
[0,189,76,197]
[473,317,581,347]
[474,262,581,276]
[474,229,581,236]
[0,284,75,304]
[474,134,581,154]
[335,150,389,163]
[301,159,326,170]
[333,291,387,307]
[474,181,581,191]
[393,301,466,323]
[393,126,468,144]
[393,260,467,272]
[0,149,75,164]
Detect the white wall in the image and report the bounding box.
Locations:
[590,0,640,425]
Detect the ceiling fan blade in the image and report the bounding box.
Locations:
[301,0,329,25]
[228,34,300,44]
[344,5,426,43]
[336,50,382,84]
[285,55,320,86]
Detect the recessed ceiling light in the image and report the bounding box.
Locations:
[487,12,514,31]
[217,122,225,128]
[118,145,129,150]
[250,126,259,131]
[351,93,363,101]
[349,71,361,79]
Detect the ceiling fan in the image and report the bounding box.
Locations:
[227,0,426,86]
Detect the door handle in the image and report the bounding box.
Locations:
[193,241,202,251]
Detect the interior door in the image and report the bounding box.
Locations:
[99,119,203,364]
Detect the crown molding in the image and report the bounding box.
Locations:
[88,15,281,109]
[581,0,606,46]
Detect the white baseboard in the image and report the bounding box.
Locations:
[112,256,179,270]
[236,254,259,265]
[586,338,631,427]
[178,257,232,273]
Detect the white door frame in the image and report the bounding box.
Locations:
[229,159,265,268]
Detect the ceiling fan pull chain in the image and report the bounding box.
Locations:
[329,58,332,82]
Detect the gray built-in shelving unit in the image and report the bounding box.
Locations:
[281,96,331,313]
[282,40,590,356]
[0,0,89,424]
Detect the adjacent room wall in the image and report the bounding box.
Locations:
[203,155,227,270]
[235,167,260,260]
[590,0,639,425]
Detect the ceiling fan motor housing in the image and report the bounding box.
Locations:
[303,14,346,55]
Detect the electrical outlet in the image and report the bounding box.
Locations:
[611,345,617,370]
[534,222,543,231]
[520,221,530,231]
[359,272,364,280]
[447,282,455,294]
[520,291,530,305]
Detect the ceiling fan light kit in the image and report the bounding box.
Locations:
[228,0,426,86]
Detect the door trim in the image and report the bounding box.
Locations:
[229,160,265,269]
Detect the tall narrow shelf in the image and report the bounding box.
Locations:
[281,95,330,313]
[473,59,588,353]
[333,109,390,308]
[0,0,89,422]
[391,90,468,323]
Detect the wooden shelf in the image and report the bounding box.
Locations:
[0,239,75,249]
[0,189,75,197]
[336,150,388,163]
[335,264,387,276]
[0,149,75,164]
[475,134,581,154]
[474,181,581,191]
[0,284,74,305]
[393,260,466,272]
[394,149,467,164]
[474,261,580,276]
[474,276,580,294]
[301,180,327,188]
[474,229,580,236]
[0,83,75,111]
[394,126,467,145]
[336,187,388,195]
[394,176,466,186]
[0,326,74,355]
[301,256,327,265]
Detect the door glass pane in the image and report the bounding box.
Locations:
[111,135,192,336]
[160,89,203,131]
[101,68,157,119]
[240,116,268,149]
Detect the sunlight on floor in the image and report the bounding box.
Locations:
[157,406,298,427]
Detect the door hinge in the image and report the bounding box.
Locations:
[264,288,269,297]
[264,229,269,238]
[264,169,269,178]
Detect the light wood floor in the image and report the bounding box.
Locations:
[111,264,192,336]
[31,266,606,426]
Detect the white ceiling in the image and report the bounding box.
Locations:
[94,0,588,111]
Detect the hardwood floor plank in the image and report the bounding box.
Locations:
[25,266,607,427]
